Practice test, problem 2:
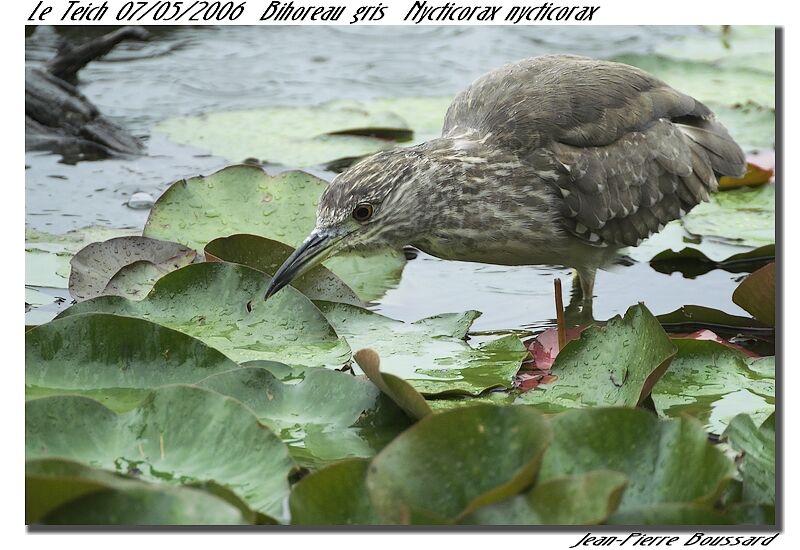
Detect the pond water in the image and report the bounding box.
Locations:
[25,25,756,333]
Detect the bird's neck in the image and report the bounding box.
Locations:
[398,135,559,256]
[404,134,530,213]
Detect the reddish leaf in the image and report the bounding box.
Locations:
[524,326,587,371]
[516,372,545,392]
[516,326,585,391]
[719,150,775,189]
[670,329,760,358]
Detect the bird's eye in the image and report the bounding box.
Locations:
[352,202,374,222]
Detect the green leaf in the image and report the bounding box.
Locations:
[623,182,775,266]
[197,366,411,468]
[143,164,405,301]
[27,458,140,523]
[725,503,776,525]
[461,471,627,525]
[102,260,173,300]
[25,385,296,520]
[25,226,142,323]
[366,404,552,524]
[724,413,775,505]
[614,55,774,110]
[26,225,140,255]
[607,503,734,525]
[354,348,432,421]
[26,312,241,412]
[684,185,775,248]
[27,459,248,525]
[657,305,773,335]
[614,50,774,150]
[316,301,528,396]
[733,262,776,325]
[25,287,54,307]
[69,237,196,301]
[540,408,734,513]
[289,458,381,525]
[57,262,351,368]
[516,304,676,412]
[653,26,775,74]
[331,97,454,144]
[25,287,65,328]
[26,245,71,288]
[205,234,362,306]
[651,339,774,434]
[426,392,517,412]
[41,486,248,525]
[154,97,452,167]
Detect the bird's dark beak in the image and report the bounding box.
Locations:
[264,229,339,300]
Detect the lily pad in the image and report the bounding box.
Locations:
[624,222,735,264]
[26,287,54,307]
[25,385,296,520]
[143,164,405,301]
[608,503,733,525]
[461,471,628,526]
[723,503,775,526]
[156,104,406,167]
[366,404,552,524]
[354,347,433,421]
[27,458,247,525]
[733,262,775,326]
[614,53,774,150]
[540,408,735,514]
[42,485,248,525]
[205,234,362,306]
[657,305,773,336]
[653,26,775,74]
[57,262,351,368]
[27,458,140,523]
[26,245,71,288]
[516,304,676,412]
[684,185,775,247]
[651,339,774,434]
[26,225,140,255]
[102,260,173,300]
[724,413,775,505]
[154,96,452,167]
[289,458,381,525]
[624,168,775,267]
[25,312,241,412]
[316,301,528,396]
[25,287,69,328]
[197,366,411,468]
[613,55,774,109]
[69,236,196,301]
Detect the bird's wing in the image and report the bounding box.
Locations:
[443,55,746,247]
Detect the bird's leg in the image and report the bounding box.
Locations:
[564,267,595,324]
[577,266,595,320]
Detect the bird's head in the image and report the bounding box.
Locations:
[264,146,437,299]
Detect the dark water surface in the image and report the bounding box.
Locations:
[25,25,751,332]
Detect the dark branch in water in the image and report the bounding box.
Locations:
[46,26,150,84]
[25,26,150,162]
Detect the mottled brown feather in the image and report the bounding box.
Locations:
[442,54,746,248]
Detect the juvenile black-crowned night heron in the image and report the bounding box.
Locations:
[264,55,745,312]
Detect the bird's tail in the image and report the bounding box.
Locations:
[674,116,747,205]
